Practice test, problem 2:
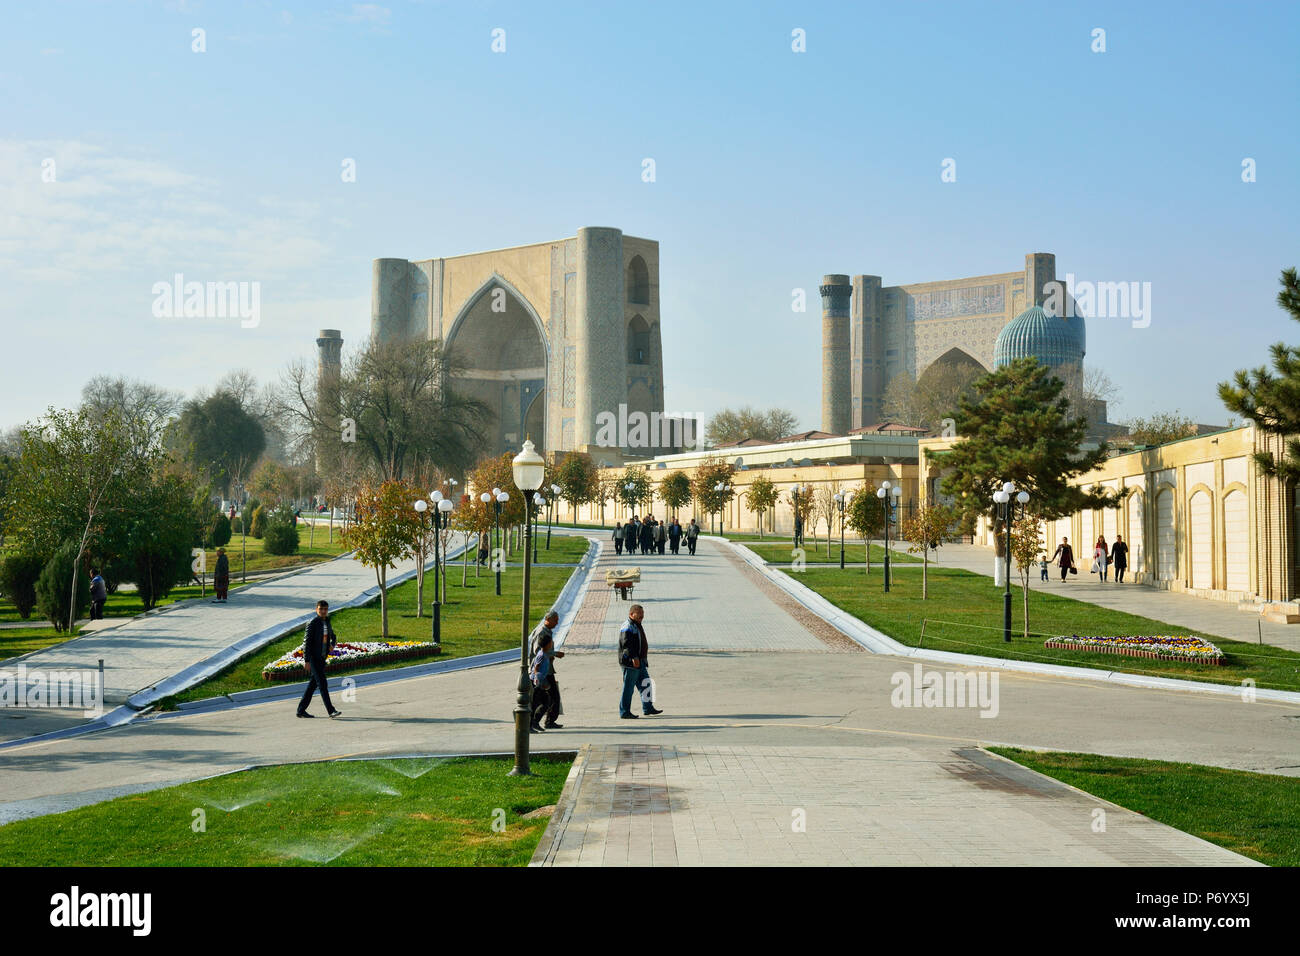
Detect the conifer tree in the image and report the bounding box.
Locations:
[1219,268,1300,481]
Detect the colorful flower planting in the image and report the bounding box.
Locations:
[262,640,440,681]
[1044,634,1225,665]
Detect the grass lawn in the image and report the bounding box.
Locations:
[198,527,351,577]
[0,627,85,663]
[990,748,1299,867]
[160,559,583,707]
[740,540,920,565]
[783,565,1300,692]
[0,755,571,866]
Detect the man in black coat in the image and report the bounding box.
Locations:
[617,604,662,718]
[639,516,655,555]
[625,517,639,555]
[297,600,341,718]
[1111,534,1129,583]
[668,518,682,554]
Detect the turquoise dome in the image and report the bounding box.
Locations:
[993,306,1085,370]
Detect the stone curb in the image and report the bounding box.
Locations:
[529,743,592,867]
[728,541,1300,705]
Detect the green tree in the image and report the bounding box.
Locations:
[171,392,266,496]
[846,488,884,574]
[940,358,1119,573]
[744,475,778,538]
[343,480,422,638]
[35,543,89,632]
[0,550,45,619]
[1220,268,1300,481]
[1009,511,1045,639]
[618,468,651,513]
[691,457,737,529]
[658,470,692,517]
[1122,412,1198,447]
[553,452,598,524]
[704,406,800,446]
[900,503,956,599]
[122,473,202,611]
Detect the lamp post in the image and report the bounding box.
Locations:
[547,483,560,548]
[443,477,459,554]
[834,491,851,569]
[510,439,545,777]
[533,493,544,564]
[713,482,732,536]
[877,481,902,592]
[791,484,801,549]
[993,481,1030,643]
[487,488,509,596]
[414,491,455,646]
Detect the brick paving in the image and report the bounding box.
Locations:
[563,538,839,655]
[534,743,1258,867]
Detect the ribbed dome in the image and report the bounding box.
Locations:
[993,306,1085,370]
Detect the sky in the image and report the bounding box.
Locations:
[1,0,1297,434]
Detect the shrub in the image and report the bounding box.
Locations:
[207,512,232,548]
[250,505,267,539]
[35,543,89,632]
[263,512,300,556]
[0,550,46,620]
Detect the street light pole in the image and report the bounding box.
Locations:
[993,482,1030,643]
[510,440,545,777]
[548,483,560,548]
[877,482,902,591]
[835,491,849,569]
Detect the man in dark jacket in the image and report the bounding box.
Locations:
[685,519,700,555]
[617,604,662,718]
[297,600,341,718]
[668,518,683,554]
[655,519,667,554]
[612,522,624,556]
[625,517,639,555]
[213,548,230,603]
[88,567,107,620]
[1111,534,1129,583]
[528,610,564,729]
[639,516,655,555]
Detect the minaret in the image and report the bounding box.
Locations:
[820,275,852,435]
[315,330,343,474]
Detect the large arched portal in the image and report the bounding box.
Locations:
[446,278,548,455]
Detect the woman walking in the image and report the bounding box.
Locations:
[1093,535,1109,582]
[1051,536,1075,582]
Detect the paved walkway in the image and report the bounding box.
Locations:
[0,531,1286,866]
[535,743,1256,866]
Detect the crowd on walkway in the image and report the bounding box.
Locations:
[610,515,700,557]
[1046,534,1130,583]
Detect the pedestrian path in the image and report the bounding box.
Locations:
[533,743,1258,866]
[563,537,846,653]
[927,543,1300,653]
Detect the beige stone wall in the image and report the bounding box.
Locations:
[920,427,1294,603]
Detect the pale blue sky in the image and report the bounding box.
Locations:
[1,0,1296,432]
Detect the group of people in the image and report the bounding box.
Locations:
[295,598,665,728]
[612,515,700,556]
[1045,534,1130,583]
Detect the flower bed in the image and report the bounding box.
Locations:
[1044,634,1225,665]
[262,640,440,681]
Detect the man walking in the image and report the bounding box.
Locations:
[639,516,654,556]
[655,517,667,554]
[685,518,700,555]
[88,567,107,621]
[213,548,230,603]
[1111,534,1129,583]
[528,610,564,729]
[297,599,342,719]
[529,630,555,734]
[612,521,624,556]
[668,517,682,554]
[625,516,639,555]
[618,603,662,719]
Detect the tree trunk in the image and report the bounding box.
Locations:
[462,532,469,587]
[379,566,389,638]
[1022,571,1030,640]
[415,553,424,618]
[922,550,929,599]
